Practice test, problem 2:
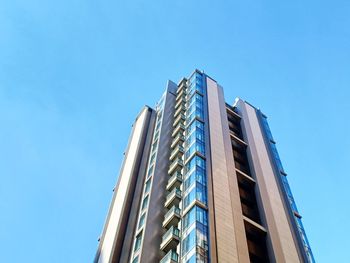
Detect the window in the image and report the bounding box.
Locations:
[186,120,204,136]
[138,213,146,229]
[141,195,149,211]
[261,116,274,141]
[196,206,208,227]
[184,167,206,191]
[185,140,205,160]
[147,165,154,178]
[156,120,161,131]
[152,138,158,149]
[183,207,196,230]
[182,229,196,255]
[186,255,196,263]
[134,232,143,252]
[150,152,156,164]
[183,184,207,209]
[186,156,206,173]
[186,128,204,146]
[144,179,151,194]
[182,206,208,232]
[132,256,139,263]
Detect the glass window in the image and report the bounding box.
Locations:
[182,206,208,232]
[152,138,158,149]
[132,256,139,263]
[183,184,207,209]
[187,109,204,123]
[184,167,206,191]
[186,156,205,173]
[262,116,274,141]
[144,179,151,194]
[141,195,149,211]
[150,152,156,164]
[196,206,208,226]
[186,255,196,263]
[185,140,205,159]
[195,183,207,205]
[186,128,204,146]
[134,232,142,252]
[184,188,196,208]
[183,207,196,230]
[138,213,146,229]
[147,165,154,178]
[186,120,204,136]
[188,93,203,107]
[196,225,208,249]
[184,171,196,191]
[156,120,161,131]
[182,229,196,255]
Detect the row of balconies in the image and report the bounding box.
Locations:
[160,84,186,263]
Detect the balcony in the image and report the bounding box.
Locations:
[162,206,181,229]
[160,250,179,263]
[176,86,186,98]
[168,158,183,175]
[173,113,185,127]
[166,172,182,191]
[160,226,180,252]
[175,99,186,110]
[172,123,185,137]
[165,188,182,208]
[170,134,185,149]
[169,145,184,161]
[174,104,186,118]
[176,91,186,102]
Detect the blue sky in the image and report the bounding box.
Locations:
[0,0,349,262]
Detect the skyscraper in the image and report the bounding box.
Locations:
[94,70,315,263]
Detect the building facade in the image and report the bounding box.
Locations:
[94,70,315,263]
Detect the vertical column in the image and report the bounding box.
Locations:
[95,106,155,263]
[180,72,209,263]
[206,78,250,263]
[130,81,178,263]
[237,100,301,263]
[159,79,187,263]
[258,112,315,263]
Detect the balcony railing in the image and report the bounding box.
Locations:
[170,134,185,148]
[176,91,186,102]
[174,104,186,118]
[172,123,185,137]
[160,226,180,252]
[173,113,185,127]
[168,158,183,174]
[160,250,179,263]
[166,172,182,191]
[162,206,181,229]
[165,188,182,208]
[169,145,184,161]
[175,99,186,110]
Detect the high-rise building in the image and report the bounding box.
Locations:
[94,70,315,263]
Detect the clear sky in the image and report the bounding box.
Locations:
[0,0,349,262]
